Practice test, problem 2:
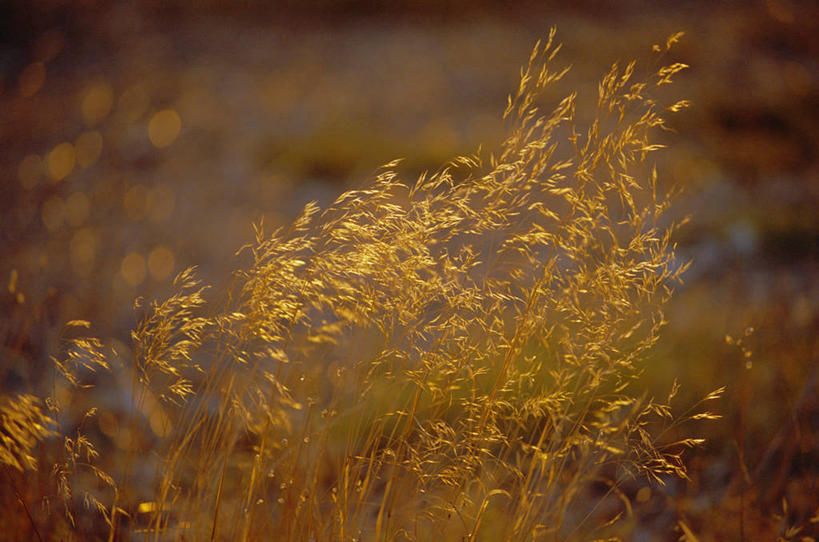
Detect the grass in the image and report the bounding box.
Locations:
[1,29,723,541]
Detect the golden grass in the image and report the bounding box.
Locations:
[1,29,722,541]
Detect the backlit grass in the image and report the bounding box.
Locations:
[1,30,722,541]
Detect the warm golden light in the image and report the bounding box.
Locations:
[41,195,65,232]
[8,269,17,294]
[147,245,175,282]
[81,80,114,126]
[1,17,812,541]
[18,62,46,97]
[636,487,651,503]
[98,411,119,439]
[70,228,96,277]
[146,185,175,223]
[148,109,182,148]
[123,184,148,221]
[75,130,104,168]
[18,154,43,189]
[120,252,146,286]
[148,407,172,437]
[65,192,91,228]
[47,142,76,181]
[117,85,149,123]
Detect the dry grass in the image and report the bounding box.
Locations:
[1,29,722,541]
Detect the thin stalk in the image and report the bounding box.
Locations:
[4,468,44,542]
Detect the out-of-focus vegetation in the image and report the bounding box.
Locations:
[1,1,817,540]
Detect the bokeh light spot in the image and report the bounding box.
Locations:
[47,142,76,181]
[70,228,96,277]
[8,269,18,294]
[65,192,91,228]
[636,487,651,503]
[41,196,65,232]
[146,185,175,223]
[118,85,149,123]
[123,184,149,221]
[33,30,64,62]
[121,252,146,287]
[18,154,44,189]
[81,80,114,125]
[98,411,119,439]
[19,62,46,97]
[75,130,104,168]
[148,109,182,148]
[148,245,175,282]
[149,407,172,438]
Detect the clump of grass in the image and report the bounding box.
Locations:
[2,29,720,541]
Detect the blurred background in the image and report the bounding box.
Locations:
[1,0,816,538]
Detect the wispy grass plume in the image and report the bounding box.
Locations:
[2,29,720,541]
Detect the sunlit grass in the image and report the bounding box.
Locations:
[1,29,724,541]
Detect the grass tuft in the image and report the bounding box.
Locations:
[1,29,719,541]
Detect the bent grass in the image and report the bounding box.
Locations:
[2,29,721,541]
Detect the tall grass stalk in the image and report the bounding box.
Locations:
[1,29,721,541]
